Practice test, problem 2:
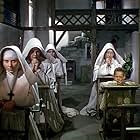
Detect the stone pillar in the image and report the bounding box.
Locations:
[20,0,35,50]
[20,0,29,27]
[33,0,49,48]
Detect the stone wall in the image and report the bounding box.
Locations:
[0,23,22,50]
[60,31,135,83]
[60,43,92,83]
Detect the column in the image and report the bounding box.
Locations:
[33,0,49,48]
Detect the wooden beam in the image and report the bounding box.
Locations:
[55,31,66,47]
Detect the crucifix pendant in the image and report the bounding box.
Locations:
[8,91,14,101]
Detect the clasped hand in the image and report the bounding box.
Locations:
[0,100,16,112]
[105,57,112,66]
[31,59,40,73]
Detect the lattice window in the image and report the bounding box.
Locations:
[4,8,16,25]
[122,14,138,25]
[55,14,91,26]
[96,9,138,25]
[54,9,138,29]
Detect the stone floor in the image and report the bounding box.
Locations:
[47,82,140,140]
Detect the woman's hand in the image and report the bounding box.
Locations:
[105,57,112,66]
[0,100,5,108]
[31,59,40,73]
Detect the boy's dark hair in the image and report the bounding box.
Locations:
[114,67,125,76]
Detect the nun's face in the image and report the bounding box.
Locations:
[47,49,56,57]
[104,49,114,59]
[3,58,19,73]
[29,48,41,61]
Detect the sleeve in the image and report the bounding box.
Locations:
[34,63,50,85]
[54,59,64,78]
[98,59,123,76]
[35,69,49,85]
[98,63,109,76]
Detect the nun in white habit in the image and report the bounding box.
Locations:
[23,38,64,133]
[45,43,68,86]
[0,45,39,108]
[80,43,125,116]
[22,37,51,85]
[0,45,40,139]
[45,44,79,118]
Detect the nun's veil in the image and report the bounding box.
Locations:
[0,45,37,85]
[92,43,125,82]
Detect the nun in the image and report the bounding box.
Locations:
[80,43,125,116]
[45,44,79,118]
[23,38,64,133]
[45,43,68,90]
[22,38,50,85]
[0,45,40,139]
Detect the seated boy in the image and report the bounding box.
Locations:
[99,67,136,127]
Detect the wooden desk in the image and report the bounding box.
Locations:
[38,85,64,133]
[102,84,140,140]
[96,75,113,119]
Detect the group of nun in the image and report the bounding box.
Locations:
[80,43,126,116]
[0,38,127,139]
[0,38,77,140]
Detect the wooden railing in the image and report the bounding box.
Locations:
[51,9,139,31]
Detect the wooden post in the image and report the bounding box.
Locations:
[91,0,96,67]
[90,0,97,76]
[139,1,140,83]
[0,0,4,22]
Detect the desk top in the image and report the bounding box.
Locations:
[97,75,113,79]
[101,80,140,89]
[102,85,140,89]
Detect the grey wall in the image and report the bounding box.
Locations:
[122,0,139,9]
[131,31,139,82]
[21,0,49,49]
[32,0,49,47]
[96,31,132,57]
[61,45,91,82]
[56,0,91,9]
[20,0,29,27]
[0,23,22,50]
